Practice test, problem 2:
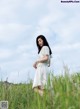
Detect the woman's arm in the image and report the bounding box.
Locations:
[37,55,49,63]
[33,55,49,69]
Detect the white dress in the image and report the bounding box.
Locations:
[32,46,51,89]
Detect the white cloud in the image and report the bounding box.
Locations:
[0,49,12,59]
[0,23,31,42]
[0,0,22,19]
[59,15,80,41]
[17,43,34,53]
[34,0,79,42]
[24,0,44,10]
[35,9,65,36]
[53,43,80,53]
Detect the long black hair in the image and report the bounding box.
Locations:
[36,35,52,55]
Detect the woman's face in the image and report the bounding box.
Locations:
[38,38,43,47]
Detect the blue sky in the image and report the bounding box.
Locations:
[0,0,80,83]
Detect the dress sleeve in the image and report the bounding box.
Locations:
[42,46,49,55]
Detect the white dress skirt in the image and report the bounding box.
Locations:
[32,46,51,90]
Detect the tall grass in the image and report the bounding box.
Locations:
[0,71,80,109]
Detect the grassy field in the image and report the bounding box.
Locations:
[0,72,80,109]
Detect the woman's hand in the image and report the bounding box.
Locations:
[33,62,37,69]
[33,61,40,69]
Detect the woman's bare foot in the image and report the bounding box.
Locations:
[38,89,43,96]
[33,87,44,96]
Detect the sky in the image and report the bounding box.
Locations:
[0,0,80,83]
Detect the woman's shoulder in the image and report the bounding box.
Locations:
[41,46,49,54]
[42,46,49,50]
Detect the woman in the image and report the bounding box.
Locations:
[32,35,52,96]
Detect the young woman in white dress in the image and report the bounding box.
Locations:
[32,35,52,96]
